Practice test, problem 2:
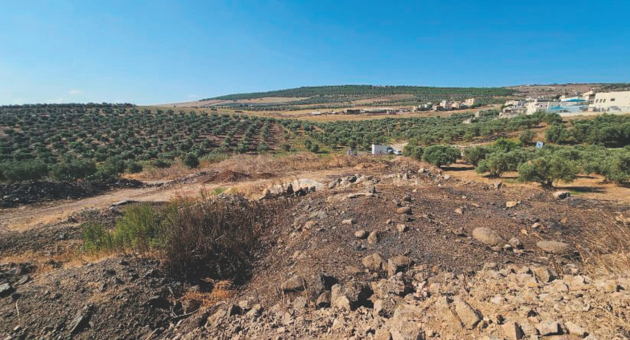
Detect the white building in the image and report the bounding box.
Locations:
[465,98,476,106]
[372,144,389,155]
[589,91,630,113]
[504,100,526,108]
[526,99,559,115]
[439,100,452,110]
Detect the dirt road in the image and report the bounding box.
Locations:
[0,169,349,232]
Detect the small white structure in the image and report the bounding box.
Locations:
[589,91,630,113]
[526,99,559,114]
[372,144,389,155]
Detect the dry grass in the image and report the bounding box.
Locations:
[5,209,73,232]
[206,152,387,174]
[126,161,213,181]
[132,152,389,183]
[181,280,236,309]
[0,241,118,277]
[578,214,630,275]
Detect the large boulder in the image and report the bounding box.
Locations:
[472,227,505,246]
[434,296,463,331]
[453,298,481,330]
[389,305,426,340]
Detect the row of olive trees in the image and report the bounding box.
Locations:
[403,137,630,188]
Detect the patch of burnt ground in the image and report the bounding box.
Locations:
[0,179,147,208]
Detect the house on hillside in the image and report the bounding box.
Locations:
[589,91,630,113]
[465,98,476,106]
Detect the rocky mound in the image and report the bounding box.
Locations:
[191,262,629,339]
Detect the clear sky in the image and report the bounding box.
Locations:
[1,0,629,105]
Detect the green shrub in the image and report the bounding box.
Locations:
[113,204,163,252]
[82,221,114,253]
[422,145,461,167]
[600,151,630,183]
[97,157,126,179]
[0,160,49,182]
[493,138,519,152]
[50,159,97,181]
[152,158,172,169]
[183,153,200,168]
[517,153,578,188]
[125,161,143,174]
[403,145,423,160]
[463,146,491,166]
[546,124,569,143]
[476,150,530,177]
[257,143,270,154]
[519,129,536,145]
[281,144,291,152]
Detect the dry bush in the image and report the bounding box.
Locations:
[80,194,290,283]
[161,195,288,283]
[578,214,630,275]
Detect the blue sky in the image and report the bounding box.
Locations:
[1,0,629,105]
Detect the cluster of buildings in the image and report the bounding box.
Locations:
[501,89,630,117]
[417,98,477,111]
[311,107,413,116]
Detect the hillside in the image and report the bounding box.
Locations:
[167,83,627,113]
[204,85,515,101]
[189,85,516,111]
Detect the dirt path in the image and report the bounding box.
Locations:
[0,169,350,232]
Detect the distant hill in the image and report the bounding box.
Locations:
[194,85,515,111]
[204,85,515,101]
[177,83,628,111]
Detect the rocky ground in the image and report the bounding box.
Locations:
[1,163,630,339]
